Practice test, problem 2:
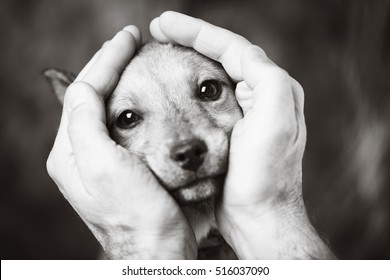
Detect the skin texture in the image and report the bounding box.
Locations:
[150,11,335,259]
[47,12,335,259]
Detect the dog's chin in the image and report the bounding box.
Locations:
[172,175,225,205]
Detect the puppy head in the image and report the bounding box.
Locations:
[107,42,242,203]
[44,42,243,204]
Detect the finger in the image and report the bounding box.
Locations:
[150,17,170,42]
[242,46,306,145]
[242,46,294,110]
[54,28,137,172]
[64,82,119,176]
[80,29,137,98]
[290,77,307,148]
[47,84,104,196]
[47,153,88,205]
[123,25,142,47]
[48,27,139,200]
[76,26,141,83]
[290,77,305,114]
[235,81,253,115]
[47,108,92,201]
[75,50,102,82]
[66,28,137,155]
[150,11,264,81]
[241,46,298,136]
[46,98,76,181]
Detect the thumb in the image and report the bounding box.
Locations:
[65,81,118,178]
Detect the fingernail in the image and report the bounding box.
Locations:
[150,17,170,43]
[122,25,141,46]
[149,17,160,31]
[106,30,127,48]
[122,25,136,33]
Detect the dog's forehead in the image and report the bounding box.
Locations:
[123,43,198,92]
[109,42,228,111]
[131,42,222,80]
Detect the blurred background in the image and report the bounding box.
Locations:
[0,0,389,259]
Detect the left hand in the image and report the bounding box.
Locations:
[150,11,333,259]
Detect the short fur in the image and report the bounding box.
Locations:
[44,41,243,259]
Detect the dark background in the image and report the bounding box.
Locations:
[1,0,389,259]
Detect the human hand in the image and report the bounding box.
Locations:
[46,26,197,259]
[150,11,333,259]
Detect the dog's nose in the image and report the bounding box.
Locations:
[170,139,208,172]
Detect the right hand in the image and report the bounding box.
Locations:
[46,26,197,259]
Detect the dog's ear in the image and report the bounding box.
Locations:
[43,68,76,105]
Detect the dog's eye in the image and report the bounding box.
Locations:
[198,80,222,101]
[116,110,141,129]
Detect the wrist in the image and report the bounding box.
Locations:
[219,200,334,259]
[89,222,197,259]
[106,232,196,260]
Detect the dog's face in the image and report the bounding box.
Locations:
[106,42,242,203]
[44,42,243,204]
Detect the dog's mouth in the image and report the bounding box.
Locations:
[170,174,226,205]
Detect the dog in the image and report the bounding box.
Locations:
[44,41,243,259]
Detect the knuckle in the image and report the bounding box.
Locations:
[64,81,94,107]
[63,84,78,108]
[84,162,114,187]
[65,81,82,97]
[297,122,307,146]
[66,97,95,137]
[101,40,110,49]
[268,66,290,84]
[293,78,304,94]
[273,118,297,140]
[46,151,57,179]
[292,78,305,104]
[80,150,118,183]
